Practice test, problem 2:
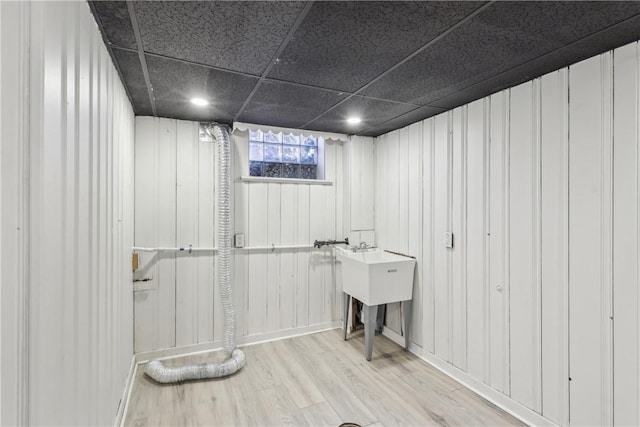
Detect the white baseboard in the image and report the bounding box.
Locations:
[114,355,137,427]
[380,326,405,346]
[134,321,341,363]
[410,346,555,426]
[380,328,556,427]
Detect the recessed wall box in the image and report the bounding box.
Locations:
[234,234,245,248]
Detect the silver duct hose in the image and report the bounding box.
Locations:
[144,122,246,383]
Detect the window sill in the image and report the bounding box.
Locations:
[240,176,333,186]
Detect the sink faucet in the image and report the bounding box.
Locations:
[352,241,369,252]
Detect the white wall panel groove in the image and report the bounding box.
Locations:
[600,52,615,427]
[488,91,510,395]
[452,106,468,370]
[540,69,569,426]
[407,122,424,347]
[465,98,488,383]
[374,41,640,426]
[1,5,4,422]
[422,119,436,353]
[1,2,31,425]
[482,98,492,388]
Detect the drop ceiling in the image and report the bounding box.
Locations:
[90,1,640,137]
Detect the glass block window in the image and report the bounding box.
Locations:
[249,130,321,179]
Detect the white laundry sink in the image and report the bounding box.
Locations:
[336,248,416,306]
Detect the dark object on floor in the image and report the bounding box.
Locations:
[339,423,362,427]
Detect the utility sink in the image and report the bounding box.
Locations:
[336,248,416,306]
[336,247,416,361]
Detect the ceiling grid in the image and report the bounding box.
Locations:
[89,1,640,137]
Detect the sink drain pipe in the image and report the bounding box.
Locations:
[144,122,246,383]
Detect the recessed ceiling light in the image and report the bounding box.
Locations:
[347,117,362,124]
[191,98,209,106]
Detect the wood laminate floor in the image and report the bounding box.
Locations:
[124,329,525,427]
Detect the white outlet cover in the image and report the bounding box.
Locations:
[444,231,453,248]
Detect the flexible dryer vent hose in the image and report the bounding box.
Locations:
[144,123,246,383]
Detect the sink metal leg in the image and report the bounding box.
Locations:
[375,304,385,334]
[364,304,378,361]
[401,299,413,351]
[343,293,350,341]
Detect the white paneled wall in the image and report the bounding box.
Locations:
[569,54,614,426]
[1,2,135,425]
[134,119,348,353]
[612,42,640,427]
[134,118,206,352]
[345,136,375,242]
[376,123,428,346]
[1,2,29,425]
[374,42,640,426]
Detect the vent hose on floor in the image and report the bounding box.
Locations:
[144,122,246,383]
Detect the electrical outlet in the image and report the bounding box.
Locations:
[444,231,454,248]
[234,234,245,248]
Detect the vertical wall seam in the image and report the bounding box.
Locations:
[636,41,640,426]
[278,186,282,328]
[372,136,376,240]
[601,52,615,427]
[609,51,615,426]
[1,4,4,421]
[504,89,512,396]
[484,97,491,384]
[431,120,436,353]
[99,46,106,424]
[18,2,32,425]
[155,119,160,347]
[107,43,115,417]
[404,130,410,332]
[502,90,508,394]
[196,123,201,342]
[561,66,570,427]
[608,51,615,427]
[96,46,102,423]
[59,12,69,419]
[448,111,454,362]
[194,123,199,341]
[600,53,608,427]
[307,183,311,327]
[173,120,178,346]
[266,184,271,329]
[406,131,410,256]
[462,106,469,370]
[245,185,251,335]
[566,64,572,426]
[21,4,31,423]
[534,77,543,413]
[87,22,95,424]
[418,122,425,340]
[294,183,299,328]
